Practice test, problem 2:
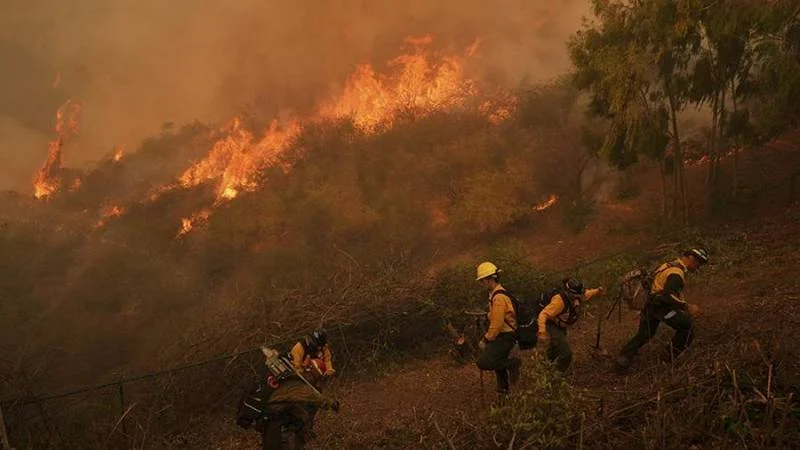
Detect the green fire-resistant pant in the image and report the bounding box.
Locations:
[620,305,694,361]
[543,322,572,372]
[476,332,521,392]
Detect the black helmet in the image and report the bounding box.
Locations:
[563,278,585,296]
[309,329,327,348]
[683,248,709,265]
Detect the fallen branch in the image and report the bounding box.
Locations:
[432,414,457,450]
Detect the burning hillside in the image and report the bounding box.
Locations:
[142,36,512,235]
[26,35,529,239]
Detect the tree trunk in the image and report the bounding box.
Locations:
[731,78,739,200]
[660,161,667,222]
[716,86,727,189]
[708,90,719,187]
[668,92,688,226]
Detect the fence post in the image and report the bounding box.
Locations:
[117,383,127,436]
[0,403,11,450]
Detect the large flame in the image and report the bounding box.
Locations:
[179,118,301,200]
[178,36,477,202]
[318,35,477,130]
[33,100,82,200]
[173,36,485,236]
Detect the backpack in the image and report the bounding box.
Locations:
[618,262,681,311]
[236,375,275,429]
[236,348,295,429]
[491,289,538,350]
[538,288,580,326]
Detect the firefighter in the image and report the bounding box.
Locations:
[260,376,340,450]
[616,248,709,369]
[246,346,340,450]
[286,329,335,439]
[474,262,522,396]
[289,329,336,379]
[536,278,605,372]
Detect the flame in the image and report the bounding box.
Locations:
[534,194,558,211]
[318,36,477,130]
[177,117,301,201]
[466,38,482,57]
[95,205,126,229]
[177,208,211,237]
[113,145,124,162]
[171,35,499,236]
[33,100,82,199]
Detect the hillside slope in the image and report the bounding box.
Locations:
[180,201,800,449]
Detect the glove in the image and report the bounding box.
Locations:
[596,286,606,296]
[325,368,336,377]
[478,337,488,350]
[687,304,701,316]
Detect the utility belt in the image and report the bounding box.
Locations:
[645,294,687,318]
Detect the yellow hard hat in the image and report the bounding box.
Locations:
[476,261,501,281]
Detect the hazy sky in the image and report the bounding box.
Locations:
[0,0,589,191]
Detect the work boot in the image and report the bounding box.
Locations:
[615,355,632,370]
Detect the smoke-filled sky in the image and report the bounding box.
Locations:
[0,0,589,192]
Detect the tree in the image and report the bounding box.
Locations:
[570,0,697,223]
[572,0,800,220]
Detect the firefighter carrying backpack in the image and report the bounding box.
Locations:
[618,262,681,311]
[491,289,538,350]
[538,288,580,326]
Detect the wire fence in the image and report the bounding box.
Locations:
[0,243,683,449]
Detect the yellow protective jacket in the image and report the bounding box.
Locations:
[290,341,334,373]
[650,259,688,307]
[485,284,517,341]
[537,288,602,334]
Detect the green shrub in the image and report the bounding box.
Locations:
[487,356,581,449]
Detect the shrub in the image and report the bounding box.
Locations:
[487,356,581,449]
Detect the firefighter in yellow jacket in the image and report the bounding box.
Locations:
[289,329,335,378]
[475,262,522,396]
[536,278,605,372]
[616,248,709,369]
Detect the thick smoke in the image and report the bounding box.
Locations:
[0,0,588,191]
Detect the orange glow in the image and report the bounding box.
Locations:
[33,100,82,200]
[177,208,212,237]
[94,205,126,229]
[534,194,558,211]
[177,117,301,201]
[318,36,477,130]
[113,145,124,162]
